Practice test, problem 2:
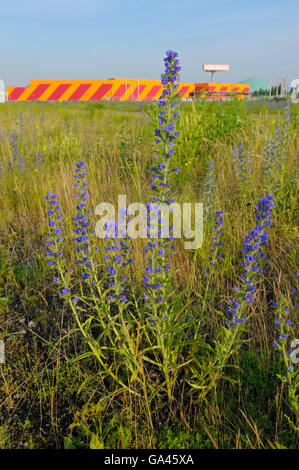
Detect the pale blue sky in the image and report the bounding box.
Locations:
[1,0,298,86]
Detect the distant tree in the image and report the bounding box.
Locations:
[252,88,270,97]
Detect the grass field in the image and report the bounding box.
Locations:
[0,90,298,449]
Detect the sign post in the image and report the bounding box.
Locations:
[203,64,230,82]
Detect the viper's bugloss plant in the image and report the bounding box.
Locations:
[143,51,181,317]
[232,141,252,183]
[44,191,71,298]
[141,50,185,402]
[263,103,291,187]
[73,161,94,282]
[11,132,25,174]
[104,215,132,304]
[34,152,43,171]
[203,157,215,220]
[150,50,180,205]
[204,209,224,275]
[190,195,277,404]
[45,185,141,400]
[45,192,64,268]
[226,194,275,327]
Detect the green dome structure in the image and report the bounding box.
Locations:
[239,77,270,93]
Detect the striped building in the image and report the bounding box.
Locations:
[6,78,249,102]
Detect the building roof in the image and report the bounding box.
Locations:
[239,77,270,92]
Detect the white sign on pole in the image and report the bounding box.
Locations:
[203,64,230,72]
